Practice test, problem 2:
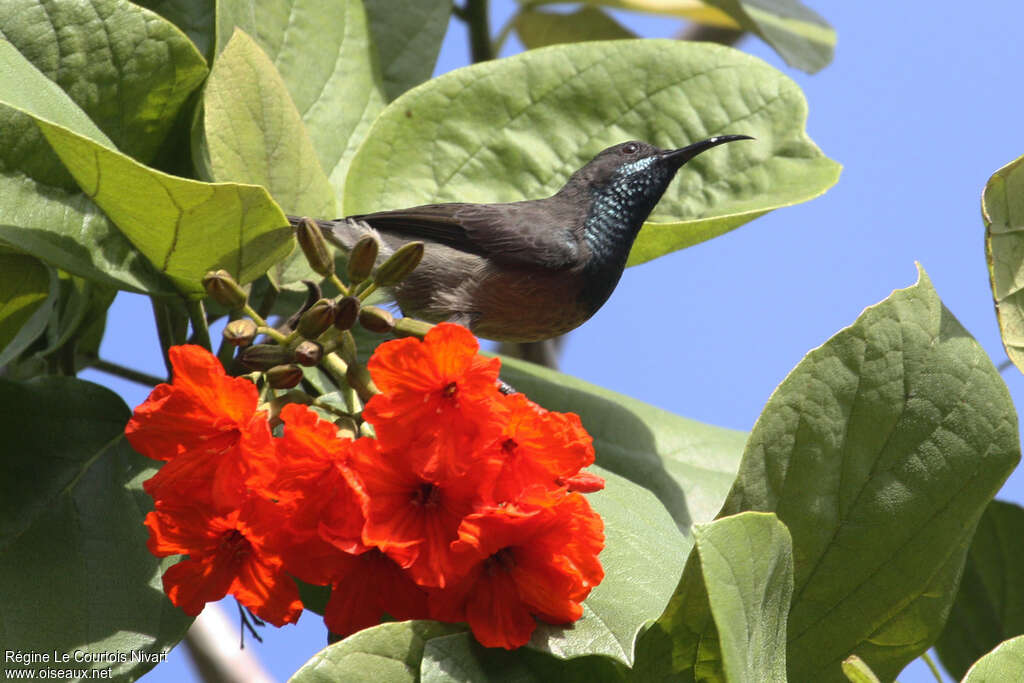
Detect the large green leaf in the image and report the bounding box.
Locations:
[0,0,207,168]
[633,512,792,682]
[591,0,835,74]
[514,6,635,50]
[716,266,1020,681]
[0,376,128,548]
[962,636,1024,683]
[692,512,792,683]
[0,37,290,294]
[498,355,746,536]
[364,0,450,101]
[290,621,465,683]
[935,500,1024,680]
[983,154,1024,374]
[0,40,175,295]
[345,40,839,267]
[194,29,335,217]
[215,0,386,205]
[0,252,49,357]
[0,380,192,680]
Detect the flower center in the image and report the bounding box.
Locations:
[485,547,517,576]
[219,529,253,563]
[441,382,458,398]
[411,482,440,508]
[501,438,518,454]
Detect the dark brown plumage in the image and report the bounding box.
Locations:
[294,135,752,342]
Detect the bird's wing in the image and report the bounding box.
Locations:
[348,202,580,270]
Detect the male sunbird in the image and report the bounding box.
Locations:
[292,135,752,342]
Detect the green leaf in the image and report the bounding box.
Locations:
[420,633,627,682]
[0,0,208,166]
[635,512,792,681]
[0,40,175,294]
[290,621,465,683]
[135,0,216,60]
[364,0,451,101]
[215,0,386,205]
[0,376,130,549]
[344,40,839,266]
[527,467,687,664]
[0,382,192,680]
[592,0,836,74]
[963,636,1024,683]
[717,265,1020,681]
[692,512,792,683]
[194,28,336,217]
[498,355,746,535]
[0,252,49,356]
[514,6,635,50]
[935,500,1024,679]
[984,154,1024,374]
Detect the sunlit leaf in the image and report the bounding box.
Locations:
[345,40,839,268]
[984,154,1024,374]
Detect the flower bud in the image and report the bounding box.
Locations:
[347,235,379,285]
[202,270,247,310]
[373,242,424,287]
[358,305,395,334]
[297,299,336,339]
[295,217,335,278]
[222,318,258,347]
[266,364,304,389]
[240,344,294,371]
[333,296,360,331]
[294,340,323,367]
[334,416,359,440]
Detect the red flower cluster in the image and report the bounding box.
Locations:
[126,324,605,649]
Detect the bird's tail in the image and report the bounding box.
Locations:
[287,215,395,260]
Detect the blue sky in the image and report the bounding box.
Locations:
[117,3,1023,681]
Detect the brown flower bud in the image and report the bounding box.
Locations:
[222,318,258,347]
[333,296,360,331]
[358,305,395,334]
[347,235,379,285]
[297,299,336,339]
[294,340,323,367]
[373,242,424,287]
[240,344,294,371]
[202,270,247,310]
[266,363,304,389]
[295,217,335,278]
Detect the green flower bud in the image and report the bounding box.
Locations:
[358,305,395,334]
[347,235,379,285]
[295,217,335,278]
[297,299,336,339]
[202,270,247,310]
[334,416,359,440]
[222,318,258,347]
[373,242,424,287]
[333,296,360,331]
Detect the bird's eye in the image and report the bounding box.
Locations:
[622,142,640,155]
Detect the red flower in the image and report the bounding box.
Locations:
[145,499,302,626]
[362,323,504,477]
[127,345,275,508]
[323,548,429,638]
[488,393,597,502]
[349,436,499,588]
[431,493,605,649]
[257,404,370,585]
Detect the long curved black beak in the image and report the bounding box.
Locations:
[662,134,754,168]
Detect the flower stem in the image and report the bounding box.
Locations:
[921,651,944,683]
[185,298,212,350]
[82,355,166,387]
[463,0,493,62]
